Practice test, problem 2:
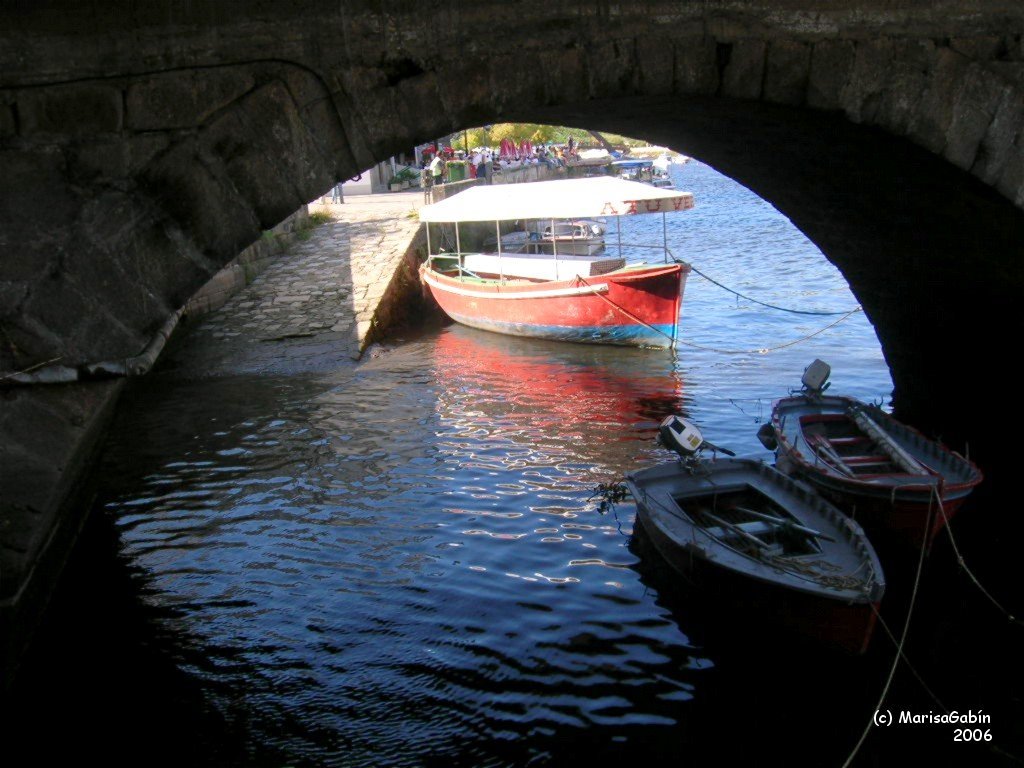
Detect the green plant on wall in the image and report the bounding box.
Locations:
[297,210,333,240]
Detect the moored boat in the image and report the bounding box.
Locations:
[609,158,655,184]
[758,360,983,547]
[418,176,695,349]
[492,219,607,257]
[650,155,674,188]
[421,260,685,347]
[626,417,885,654]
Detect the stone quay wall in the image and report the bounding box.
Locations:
[184,207,311,319]
[1,197,422,688]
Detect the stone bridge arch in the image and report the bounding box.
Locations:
[1,1,1022,448]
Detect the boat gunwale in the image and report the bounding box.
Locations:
[421,260,688,294]
[771,394,983,497]
[625,458,884,603]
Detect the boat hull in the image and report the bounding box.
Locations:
[771,395,983,548]
[626,459,884,654]
[421,262,687,348]
[636,516,880,655]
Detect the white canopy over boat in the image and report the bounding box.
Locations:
[419,176,694,223]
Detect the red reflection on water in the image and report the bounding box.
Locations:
[429,325,686,438]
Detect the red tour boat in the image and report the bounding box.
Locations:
[418,176,694,349]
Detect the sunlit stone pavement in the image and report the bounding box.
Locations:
[170,190,424,375]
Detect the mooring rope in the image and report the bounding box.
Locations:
[688,263,861,316]
[870,604,949,715]
[840,497,934,768]
[574,275,678,345]
[576,273,862,354]
[932,485,1023,627]
[673,307,864,355]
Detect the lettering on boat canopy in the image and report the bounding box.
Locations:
[598,197,694,216]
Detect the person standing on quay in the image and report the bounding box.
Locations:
[429,153,444,186]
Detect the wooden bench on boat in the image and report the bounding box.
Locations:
[800,409,933,479]
[460,252,626,281]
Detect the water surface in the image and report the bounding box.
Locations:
[12,162,956,767]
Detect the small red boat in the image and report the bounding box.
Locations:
[418,176,694,349]
[759,361,984,548]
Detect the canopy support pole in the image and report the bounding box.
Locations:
[551,218,558,280]
[456,222,462,279]
[662,211,667,263]
[496,220,503,283]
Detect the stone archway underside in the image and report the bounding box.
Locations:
[1,1,1022,455]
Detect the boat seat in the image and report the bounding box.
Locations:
[827,436,872,446]
[705,521,773,541]
[844,455,892,464]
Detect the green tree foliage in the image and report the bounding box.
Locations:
[461,123,648,149]
[464,127,491,148]
[487,123,555,144]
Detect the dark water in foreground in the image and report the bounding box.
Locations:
[7,162,1014,766]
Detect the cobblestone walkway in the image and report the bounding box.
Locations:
[174,191,424,375]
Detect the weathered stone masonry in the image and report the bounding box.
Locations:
[2,2,1023,380]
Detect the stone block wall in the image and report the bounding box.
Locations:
[183,206,311,319]
[360,226,430,352]
[0,379,124,688]
[2,3,1024,379]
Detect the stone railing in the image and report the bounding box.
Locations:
[492,163,562,185]
[424,163,564,204]
[424,177,482,204]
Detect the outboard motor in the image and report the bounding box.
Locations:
[658,415,735,460]
[800,359,831,396]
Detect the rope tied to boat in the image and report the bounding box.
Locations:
[687,263,861,317]
[840,491,935,768]
[870,604,950,716]
[931,485,1023,627]
[761,554,872,593]
[572,274,678,345]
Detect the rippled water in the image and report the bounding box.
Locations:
[11,162,918,766]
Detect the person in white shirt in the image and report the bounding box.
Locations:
[428,154,443,185]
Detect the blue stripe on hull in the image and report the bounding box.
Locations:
[446,312,676,348]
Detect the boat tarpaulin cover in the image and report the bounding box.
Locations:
[419,176,694,223]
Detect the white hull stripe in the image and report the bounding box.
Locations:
[422,271,609,300]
